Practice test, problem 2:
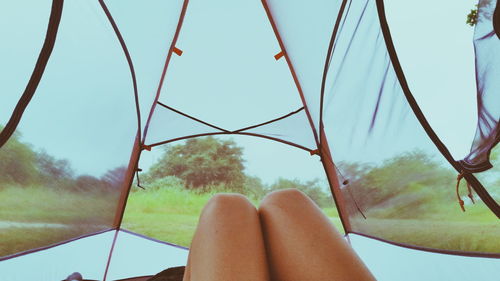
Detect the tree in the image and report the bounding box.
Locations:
[36,150,74,185]
[101,166,127,191]
[338,150,456,218]
[268,178,332,208]
[466,0,493,26]
[242,175,267,200]
[146,137,245,189]
[75,175,107,192]
[0,129,38,185]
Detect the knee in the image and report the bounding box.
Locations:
[259,188,311,211]
[203,193,255,216]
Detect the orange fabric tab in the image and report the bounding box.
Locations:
[274,51,284,60]
[310,149,319,156]
[173,47,183,56]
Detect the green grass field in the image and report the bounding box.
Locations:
[0,185,117,224]
[0,185,116,257]
[351,217,500,253]
[121,186,500,253]
[1,185,499,258]
[121,186,344,246]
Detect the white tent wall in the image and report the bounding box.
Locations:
[0,0,137,260]
[4,230,498,281]
[1,0,499,279]
[102,0,186,134]
[0,231,114,281]
[0,230,188,281]
[264,0,343,132]
[105,230,188,281]
[350,234,500,281]
[319,0,500,254]
[0,0,52,124]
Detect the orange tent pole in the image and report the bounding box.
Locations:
[319,129,352,232]
[261,0,351,232]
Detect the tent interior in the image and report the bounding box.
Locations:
[0,0,499,280]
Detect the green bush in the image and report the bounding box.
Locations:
[268,178,333,208]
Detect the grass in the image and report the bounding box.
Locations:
[0,185,116,257]
[122,186,345,247]
[1,184,499,258]
[122,186,500,253]
[0,185,117,224]
[351,217,500,253]
[122,187,210,246]
[0,226,106,256]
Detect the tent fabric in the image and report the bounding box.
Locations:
[105,230,188,281]
[460,0,500,173]
[378,0,500,215]
[0,0,137,257]
[145,103,228,146]
[320,0,500,254]
[0,230,188,281]
[3,229,498,281]
[0,0,499,279]
[0,230,115,281]
[349,233,500,281]
[140,0,317,150]
[152,0,304,133]
[264,0,344,134]
[0,0,63,149]
[0,1,52,123]
[146,104,316,151]
[102,0,186,132]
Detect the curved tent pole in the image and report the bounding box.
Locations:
[97,0,143,228]
[375,0,500,218]
[260,0,353,232]
[96,1,146,279]
[100,1,190,279]
[97,0,142,144]
[259,0,320,147]
[319,0,350,143]
[102,0,190,231]
[0,0,64,149]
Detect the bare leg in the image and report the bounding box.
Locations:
[183,194,270,281]
[259,189,375,281]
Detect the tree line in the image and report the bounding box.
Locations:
[0,128,125,192]
[338,151,457,218]
[140,137,334,208]
[142,136,500,219]
[3,129,497,215]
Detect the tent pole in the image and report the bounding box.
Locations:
[103,135,141,280]
[260,0,352,232]
[112,135,141,228]
[319,129,352,232]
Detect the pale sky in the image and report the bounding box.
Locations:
[0,0,480,185]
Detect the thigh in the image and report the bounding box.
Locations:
[258,189,375,281]
[183,193,270,281]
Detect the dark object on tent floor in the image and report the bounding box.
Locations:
[147,266,185,281]
[62,272,83,281]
